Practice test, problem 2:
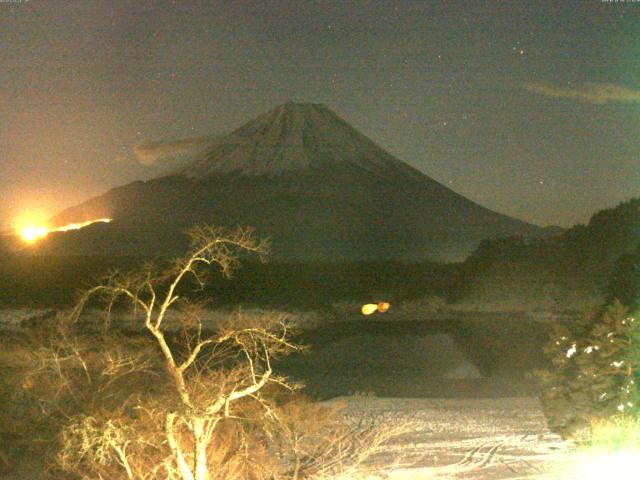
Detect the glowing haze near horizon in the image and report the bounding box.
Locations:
[1,1,639,231]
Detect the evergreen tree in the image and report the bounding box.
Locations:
[538,245,640,439]
[606,243,640,314]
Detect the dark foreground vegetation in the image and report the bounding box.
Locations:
[537,243,640,441]
[0,227,415,479]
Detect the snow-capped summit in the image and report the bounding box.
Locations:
[179,102,421,181]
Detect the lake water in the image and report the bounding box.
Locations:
[1,308,551,399]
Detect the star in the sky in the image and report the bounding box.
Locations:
[511,40,526,55]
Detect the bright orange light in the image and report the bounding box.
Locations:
[361,302,391,316]
[377,302,390,313]
[361,304,378,315]
[18,218,112,244]
[55,218,112,232]
[20,225,49,243]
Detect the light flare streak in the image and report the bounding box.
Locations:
[19,218,112,243]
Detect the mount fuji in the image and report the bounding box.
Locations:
[46,102,551,261]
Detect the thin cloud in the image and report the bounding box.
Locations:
[524,81,640,104]
[134,137,213,165]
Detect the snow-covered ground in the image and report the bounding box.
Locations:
[330,396,581,479]
[0,310,594,479]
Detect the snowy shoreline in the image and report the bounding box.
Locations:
[330,396,579,479]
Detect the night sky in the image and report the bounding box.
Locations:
[1,0,639,231]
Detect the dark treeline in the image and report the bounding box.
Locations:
[0,254,461,310]
[1,197,638,312]
[452,197,640,306]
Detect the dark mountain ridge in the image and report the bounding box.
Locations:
[454,197,640,310]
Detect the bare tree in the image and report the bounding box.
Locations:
[67,226,309,480]
[19,225,419,480]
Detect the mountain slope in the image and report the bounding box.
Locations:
[46,102,549,261]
